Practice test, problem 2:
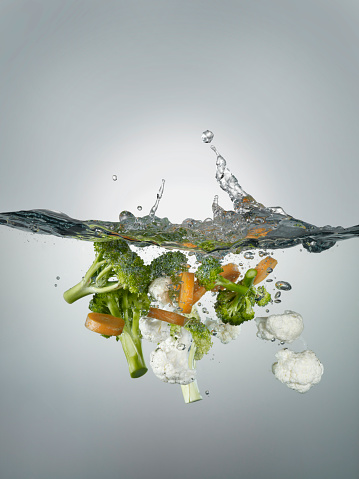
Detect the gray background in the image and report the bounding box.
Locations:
[0,1,358,478]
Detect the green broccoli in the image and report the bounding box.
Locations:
[184,318,213,360]
[63,240,131,304]
[195,256,248,294]
[255,285,271,307]
[179,318,213,403]
[214,268,258,326]
[150,251,188,282]
[89,289,150,378]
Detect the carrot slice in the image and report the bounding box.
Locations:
[85,312,125,336]
[253,256,278,285]
[178,271,195,314]
[148,307,187,327]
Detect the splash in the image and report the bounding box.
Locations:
[0,133,358,255]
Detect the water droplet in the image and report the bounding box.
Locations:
[201,130,214,143]
[275,281,292,291]
[54,284,57,287]
[205,390,210,396]
[259,251,265,257]
[274,299,281,303]
[267,267,273,274]
[275,292,281,299]
[137,206,142,211]
[56,276,60,280]
[280,341,285,345]
[119,210,135,221]
[112,175,117,181]
[266,278,273,282]
[266,309,269,313]
[239,263,243,267]
[177,343,186,351]
[202,308,209,314]
[271,337,276,342]
[197,302,202,307]
[244,252,254,259]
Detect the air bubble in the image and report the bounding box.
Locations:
[201,130,214,143]
[267,267,273,274]
[266,279,273,283]
[205,390,210,396]
[137,206,142,211]
[202,308,209,314]
[112,175,117,181]
[54,284,57,287]
[271,338,275,342]
[275,281,292,291]
[274,299,281,304]
[275,292,281,299]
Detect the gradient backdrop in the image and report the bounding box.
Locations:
[0,2,358,479]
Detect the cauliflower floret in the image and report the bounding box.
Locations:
[272,349,324,393]
[139,317,172,343]
[149,276,172,306]
[255,310,304,343]
[150,329,195,385]
[204,318,241,344]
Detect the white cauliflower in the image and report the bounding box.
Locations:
[204,318,241,344]
[272,349,324,393]
[150,333,196,385]
[139,317,172,343]
[255,310,304,343]
[149,276,172,306]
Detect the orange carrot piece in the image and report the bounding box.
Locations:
[193,283,207,304]
[253,256,278,285]
[85,312,125,336]
[178,271,195,314]
[148,307,187,327]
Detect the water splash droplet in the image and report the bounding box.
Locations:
[119,210,135,221]
[271,338,276,342]
[54,284,57,287]
[266,309,270,313]
[275,281,292,291]
[205,390,210,396]
[149,179,165,218]
[56,276,60,280]
[266,278,273,282]
[275,292,281,299]
[274,299,281,303]
[112,175,117,181]
[137,206,142,211]
[201,130,214,143]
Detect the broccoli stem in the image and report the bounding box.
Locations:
[216,277,248,295]
[181,343,203,404]
[119,327,147,378]
[107,296,147,379]
[241,268,257,288]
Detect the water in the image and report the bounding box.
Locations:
[0,140,358,255]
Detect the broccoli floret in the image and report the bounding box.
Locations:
[89,289,150,378]
[114,250,151,294]
[214,268,258,326]
[184,318,213,360]
[63,240,150,304]
[63,242,124,304]
[150,251,188,283]
[195,256,248,294]
[255,285,271,307]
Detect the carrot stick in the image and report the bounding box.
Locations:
[192,263,241,304]
[147,307,187,327]
[253,256,278,285]
[178,271,195,314]
[85,312,125,336]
